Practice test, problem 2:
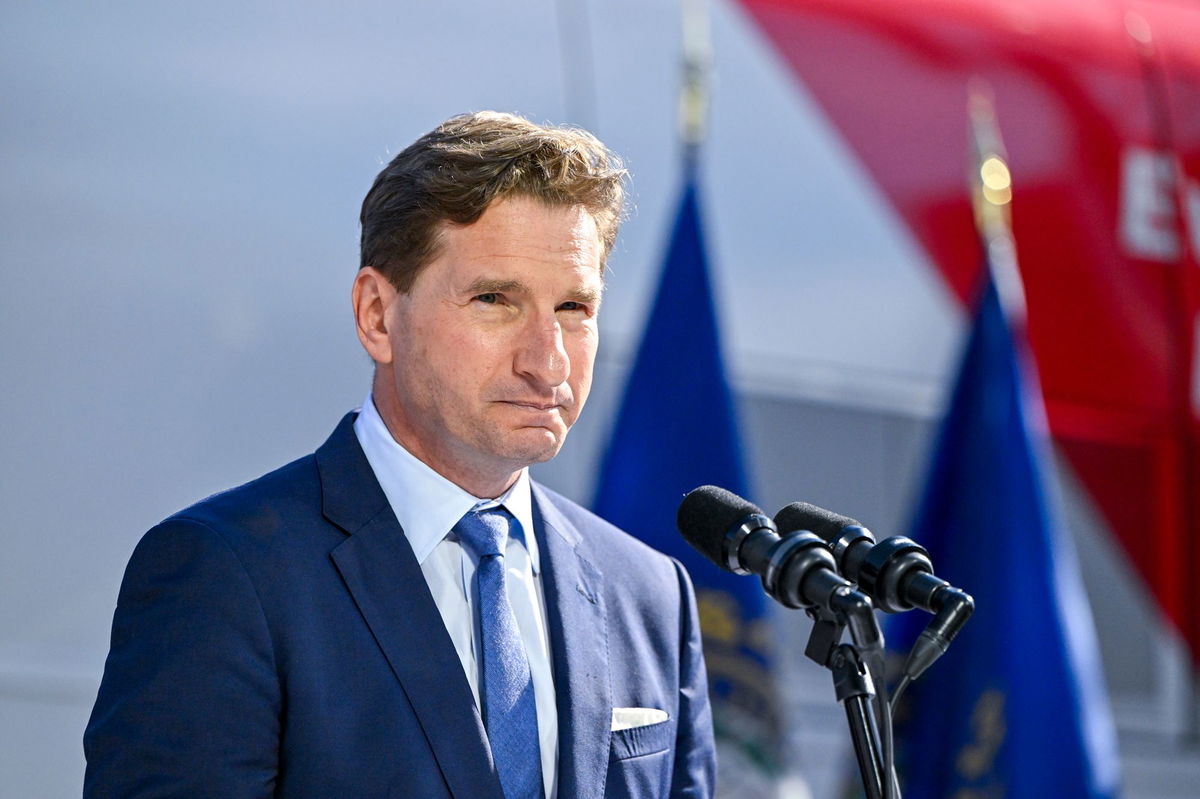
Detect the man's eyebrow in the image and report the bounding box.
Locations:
[463,278,603,305]
[464,278,526,295]
[566,285,603,305]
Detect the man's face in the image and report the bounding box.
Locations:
[377,195,604,493]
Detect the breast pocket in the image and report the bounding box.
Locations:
[607,719,675,799]
[610,718,673,761]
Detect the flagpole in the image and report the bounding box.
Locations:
[554,0,598,131]
[679,0,710,165]
[967,79,1024,324]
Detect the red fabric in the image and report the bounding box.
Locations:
[738,0,1200,664]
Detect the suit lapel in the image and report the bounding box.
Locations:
[533,484,611,799]
[317,414,504,799]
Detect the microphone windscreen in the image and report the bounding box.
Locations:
[775,501,860,543]
[676,485,764,567]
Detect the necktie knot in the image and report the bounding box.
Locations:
[454,506,513,561]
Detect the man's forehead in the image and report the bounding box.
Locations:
[465,204,600,250]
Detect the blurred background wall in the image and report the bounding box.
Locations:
[1,1,1196,796]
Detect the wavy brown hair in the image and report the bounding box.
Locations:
[360,111,627,292]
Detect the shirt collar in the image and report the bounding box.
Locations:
[352,392,539,574]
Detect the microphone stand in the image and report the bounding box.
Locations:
[804,599,893,799]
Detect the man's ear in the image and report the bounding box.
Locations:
[352,267,397,365]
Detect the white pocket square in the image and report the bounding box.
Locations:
[611,707,668,731]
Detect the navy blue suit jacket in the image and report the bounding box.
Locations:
[84,414,715,798]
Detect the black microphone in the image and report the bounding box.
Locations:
[676,486,874,619]
[775,501,974,679]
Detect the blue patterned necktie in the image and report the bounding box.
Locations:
[453,506,544,799]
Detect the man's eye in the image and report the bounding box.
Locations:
[558,301,586,313]
[475,293,499,304]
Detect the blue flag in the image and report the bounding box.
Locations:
[893,269,1121,797]
[593,165,781,790]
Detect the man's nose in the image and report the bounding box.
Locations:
[515,314,570,387]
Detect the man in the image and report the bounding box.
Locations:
[84,111,715,798]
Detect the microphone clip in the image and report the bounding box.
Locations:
[722,513,772,575]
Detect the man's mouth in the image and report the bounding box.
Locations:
[504,401,561,411]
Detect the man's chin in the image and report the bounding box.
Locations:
[496,427,567,466]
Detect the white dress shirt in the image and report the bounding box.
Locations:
[353,394,558,798]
